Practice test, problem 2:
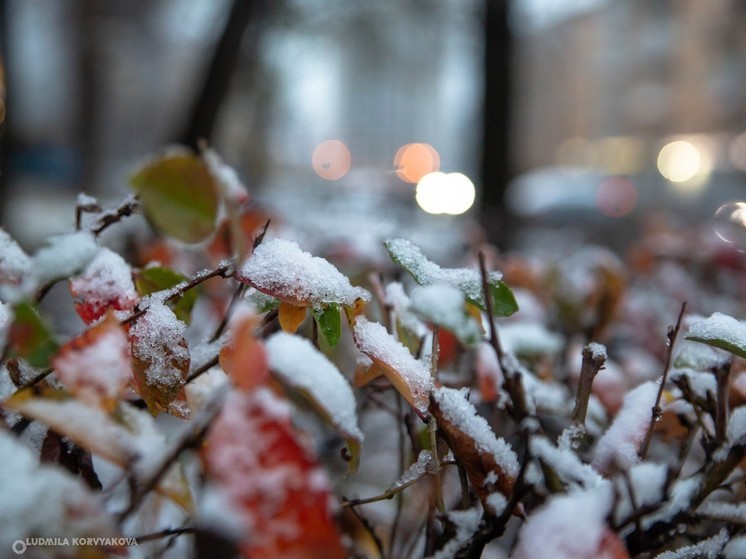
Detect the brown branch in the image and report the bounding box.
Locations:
[91,195,140,236]
[639,301,687,460]
[572,343,606,426]
[714,360,732,445]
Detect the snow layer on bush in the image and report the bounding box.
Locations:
[266,332,363,442]
[385,281,428,338]
[0,228,31,283]
[433,507,482,559]
[238,238,371,306]
[613,462,668,523]
[500,321,563,356]
[28,231,99,290]
[593,380,658,473]
[432,386,519,479]
[530,436,604,491]
[0,302,10,348]
[725,535,746,559]
[0,430,117,550]
[512,485,613,559]
[686,312,746,355]
[409,283,482,345]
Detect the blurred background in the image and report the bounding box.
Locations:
[1,0,746,258]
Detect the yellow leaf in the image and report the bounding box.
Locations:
[279,301,307,333]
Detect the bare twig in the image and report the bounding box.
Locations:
[209,283,247,343]
[135,527,196,544]
[639,301,687,460]
[714,360,732,445]
[572,343,606,426]
[91,195,140,236]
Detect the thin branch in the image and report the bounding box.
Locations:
[714,360,732,445]
[117,386,228,522]
[209,282,247,343]
[186,353,220,384]
[91,195,140,236]
[572,343,606,426]
[639,301,687,460]
[135,527,196,544]
[121,261,235,326]
[347,504,386,559]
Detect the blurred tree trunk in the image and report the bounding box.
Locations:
[180,0,262,150]
[479,0,514,251]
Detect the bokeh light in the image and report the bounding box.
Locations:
[656,140,701,183]
[415,172,475,215]
[312,140,351,180]
[596,176,637,217]
[394,143,440,183]
[714,201,746,251]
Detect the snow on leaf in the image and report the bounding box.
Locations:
[27,231,99,293]
[52,313,131,410]
[612,462,667,525]
[134,265,196,324]
[0,301,11,349]
[266,332,363,474]
[409,283,482,347]
[237,237,371,307]
[2,394,138,466]
[69,247,139,325]
[592,381,658,475]
[383,238,517,315]
[219,309,269,392]
[130,149,220,243]
[352,316,433,418]
[0,430,121,554]
[0,227,31,284]
[7,301,59,368]
[431,386,519,506]
[513,485,628,559]
[131,301,190,415]
[203,389,347,559]
[685,312,746,359]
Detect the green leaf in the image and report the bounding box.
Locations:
[311,304,341,347]
[9,302,58,368]
[134,266,197,324]
[490,281,520,318]
[130,150,219,243]
[383,238,518,316]
[685,312,746,360]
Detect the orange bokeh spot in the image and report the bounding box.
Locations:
[394,143,440,183]
[596,176,637,217]
[312,140,351,180]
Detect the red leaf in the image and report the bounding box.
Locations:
[69,248,139,325]
[52,313,131,410]
[203,390,347,559]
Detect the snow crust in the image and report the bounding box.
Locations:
[266,332,363,442]
[28,231,99,291]
[131,301,189,387]
[655,528,728,559]
[238,237,371,306]
[530,436,604,491]
[686,312,746,354]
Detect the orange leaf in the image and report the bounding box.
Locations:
[278,301,307,333]
[204,390,347,559]
[52,313,131,411]
[219,311,269,391]
[130,302,190,415]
